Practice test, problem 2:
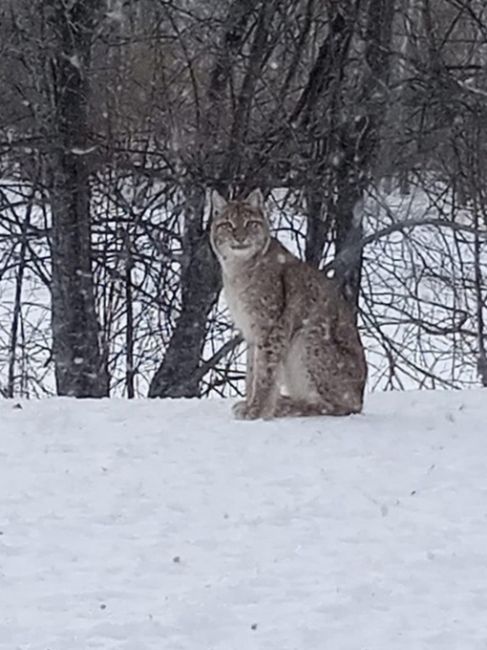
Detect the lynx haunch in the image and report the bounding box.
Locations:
[210,189,367,420]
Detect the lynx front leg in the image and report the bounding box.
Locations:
[233,333,285,420]
[232,344,256,418]
[245,343,256,396]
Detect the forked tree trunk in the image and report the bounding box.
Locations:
[148,0,259,399]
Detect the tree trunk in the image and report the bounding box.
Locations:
[332,0,395,309]
[46,0,108,397]
[333,186,364,311]
[304,189,329,267]
[148,228,221,397]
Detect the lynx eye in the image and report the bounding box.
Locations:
[216,222,233,232]
[248,220,262,230]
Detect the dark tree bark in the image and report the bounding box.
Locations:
[332,0,394,309]
[148,187,221,397]
[341,0,394,294]
[305,190,329,267]
[300,2,355,267]
[7,198,33,397]
[45,0,108,397]
[124,230,135,399]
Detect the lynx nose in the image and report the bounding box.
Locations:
[235,232,248,245]
[231,231,251,250]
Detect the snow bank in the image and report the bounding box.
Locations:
[1,390,486,649]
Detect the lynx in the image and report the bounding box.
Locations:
[210,189,367,420]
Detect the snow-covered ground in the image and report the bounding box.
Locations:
[1,390,486,649]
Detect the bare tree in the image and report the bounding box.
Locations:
[0,0,486,399]
[41,0,108,396]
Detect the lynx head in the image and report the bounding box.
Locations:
[210,189,270,263]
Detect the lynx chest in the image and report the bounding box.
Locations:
[223,272,278,343]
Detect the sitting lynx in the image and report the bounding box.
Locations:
[210,189,367,420]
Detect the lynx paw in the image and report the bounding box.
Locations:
[232,400,260,421]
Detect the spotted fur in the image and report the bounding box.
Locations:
[210,189,367,420]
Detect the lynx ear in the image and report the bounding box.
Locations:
[246,188,264,211]
[211,190,228,215]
